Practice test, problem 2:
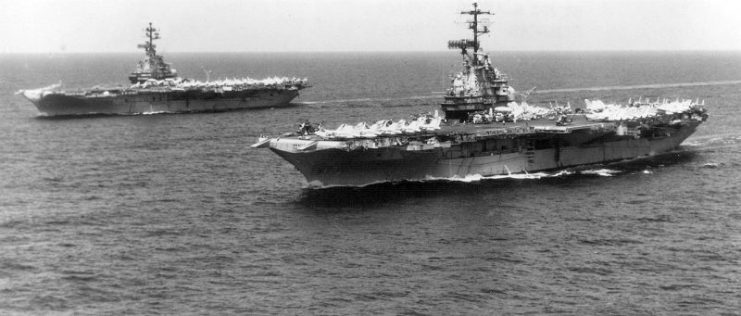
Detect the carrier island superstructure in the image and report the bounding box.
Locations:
[18,23,308,116]
[253,2,708,188]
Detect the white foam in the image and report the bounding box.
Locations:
[423,171,560,183]
[306,166,636,188]
[579,168,621,177]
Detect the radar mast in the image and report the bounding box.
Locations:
[129,22,178,84]
[442,2,514,122]
[138,22,160,58]
[448,2,492,66]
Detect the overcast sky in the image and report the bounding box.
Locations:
[1,0,740,53]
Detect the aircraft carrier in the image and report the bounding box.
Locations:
[253,2,708,188]
[18,23,308,116]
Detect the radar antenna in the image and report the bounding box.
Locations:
[441,2,513,122]
[448,2,493,66]
[129,22,178,84]
[137,22,161,58]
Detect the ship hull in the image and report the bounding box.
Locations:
[269,122,699,187]
[28,88,300,116]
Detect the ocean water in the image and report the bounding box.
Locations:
[1,51,740,315]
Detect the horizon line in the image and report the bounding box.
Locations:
[3,49,741,55]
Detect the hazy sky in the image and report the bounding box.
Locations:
[1,0,740,53]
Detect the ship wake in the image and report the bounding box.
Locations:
[422,168,621,184]
[537,80,741,94]
[304,148,699,190]
[682,133,741,148]
[298,80,741,107]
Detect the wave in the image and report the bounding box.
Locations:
[310,167,621,189]
[298,167,628,207]
[424,172,550,183]
[141,111,169,115]
[579,168,622,177]
[422,168,620,183]
[682,133,741,147]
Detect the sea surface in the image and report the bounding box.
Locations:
[1,51,740,315]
